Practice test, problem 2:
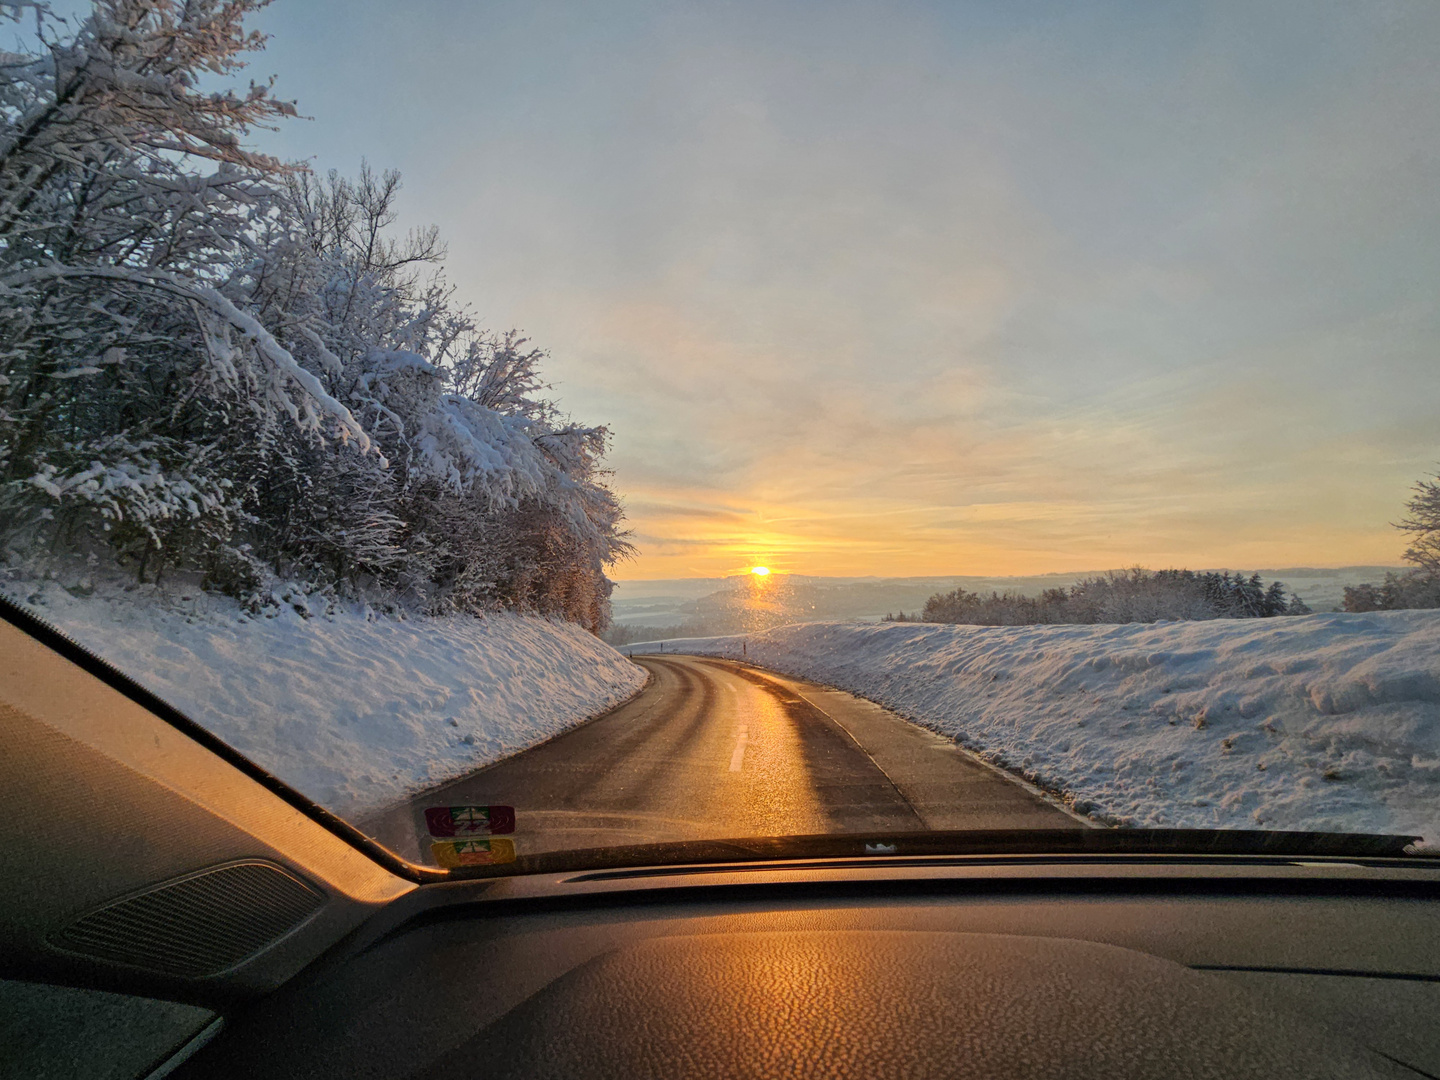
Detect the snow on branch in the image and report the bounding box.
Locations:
[1,262,372,453]
[0,1,628,629]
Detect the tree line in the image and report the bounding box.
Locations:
[921,568,1310,627]
[922,471,1440,625]
[0,1,628,629]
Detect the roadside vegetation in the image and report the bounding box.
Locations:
[0,1,628,629]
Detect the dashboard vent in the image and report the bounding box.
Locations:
[54,860,325,978]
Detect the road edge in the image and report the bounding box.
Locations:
[357,666,655,837]
[679,655,1103,830]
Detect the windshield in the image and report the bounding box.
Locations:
[2,0,1437,877]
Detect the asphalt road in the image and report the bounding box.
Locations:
[364,654,1086,864]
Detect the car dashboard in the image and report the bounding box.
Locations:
[172,855,1440,1079]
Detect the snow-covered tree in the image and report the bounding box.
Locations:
[0,0,629,628]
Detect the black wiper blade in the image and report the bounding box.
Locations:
[444,828,1427,878]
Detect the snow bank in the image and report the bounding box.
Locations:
[11,579,646,819]
[631,614,1440,840]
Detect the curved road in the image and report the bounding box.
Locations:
[365,655,1085,863]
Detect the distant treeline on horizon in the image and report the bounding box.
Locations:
[604,565,1440,643]
[914,568,1309,627]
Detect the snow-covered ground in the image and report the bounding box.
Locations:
[7,576,646,819]
[630,614,1440,842]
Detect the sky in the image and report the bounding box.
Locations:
[238,0,1439,579]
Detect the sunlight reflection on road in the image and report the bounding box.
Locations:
[722,682,828,837]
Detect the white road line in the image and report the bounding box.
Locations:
[729,725,749,772]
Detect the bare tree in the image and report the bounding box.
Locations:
[1397,474,1440,574]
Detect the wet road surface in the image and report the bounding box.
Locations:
[364,654,1086,864]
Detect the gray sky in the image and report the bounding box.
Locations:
[245,0,1440,577]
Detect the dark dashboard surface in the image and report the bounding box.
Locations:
[176,862,1440,1079]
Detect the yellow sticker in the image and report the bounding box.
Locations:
[431,837,517,868]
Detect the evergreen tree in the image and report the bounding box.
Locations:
[924,568,1307,626]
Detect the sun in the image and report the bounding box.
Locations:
[750,566,770,576]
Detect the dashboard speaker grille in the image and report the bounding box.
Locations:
[54,861,325,977]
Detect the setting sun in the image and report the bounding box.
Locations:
[750,566,770,576]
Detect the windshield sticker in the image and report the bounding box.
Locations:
[431,838,517,868]
[425,805,515,837]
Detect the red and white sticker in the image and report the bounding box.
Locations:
[424,804,515,836]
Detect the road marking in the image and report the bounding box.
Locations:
[729,725,749,771]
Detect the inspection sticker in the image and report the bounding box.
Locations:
[425,804,515,837]
[431,838,516,868]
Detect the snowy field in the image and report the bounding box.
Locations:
[7,577,646,819]
[630,614,1440,842]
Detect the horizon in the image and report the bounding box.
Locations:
[611,563,1409,585]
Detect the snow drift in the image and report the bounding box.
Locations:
[13,579,646,819]
[631,613,1440,841]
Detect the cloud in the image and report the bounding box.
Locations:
[249,0,1440,578]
